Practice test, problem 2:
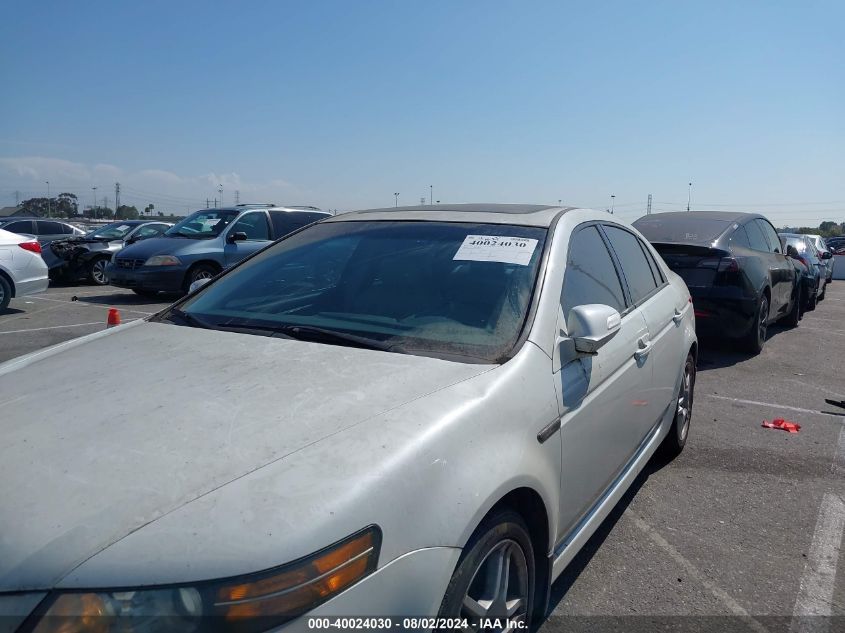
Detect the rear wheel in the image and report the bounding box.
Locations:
[659,353,695,458]
[437,510,535,632]
[818,281,826,301]
[0,275,11,311]
[88,257,110,286]
[806,283,818,311]
[742,294,769,354]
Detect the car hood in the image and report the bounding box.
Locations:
[0,321,490,591]
[115,236,210,259]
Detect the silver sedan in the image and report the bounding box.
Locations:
[0,204,697,632]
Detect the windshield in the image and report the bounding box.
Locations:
[169,221,548,363]
[165,210,239,238]
[86,223,136,240]
[634,216,733,244]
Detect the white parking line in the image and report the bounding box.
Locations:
[631,516,769,632]
[25,295,156,316]
[790,493,845,633]
[703,394,845,419]
[0,322,114,334]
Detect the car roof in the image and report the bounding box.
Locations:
[323,203,577,228]
[194,205,330,215]
[641,210,767,224]
[0,217,74,223]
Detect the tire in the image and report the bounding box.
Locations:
[782,286,801,328]
[183,263,219,294]
[87,257,111,286]
[437,509,535,631]
[806,283,818,311]
[658,353,695,458]
[742,294,769,354]
[818,281,826,301]
[0,275,11,312]
[132,289,159,297]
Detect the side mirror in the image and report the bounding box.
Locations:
[820,250,832,260]
[786,245,800,259]
[227,231,248,244]
[188,277,212,293]
[568,304,622,354]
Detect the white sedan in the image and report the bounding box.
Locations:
[0,228,49,311]
[0,204,696,631]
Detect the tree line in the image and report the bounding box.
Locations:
[16,195,166,221]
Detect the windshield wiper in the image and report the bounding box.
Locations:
[214,321,396,352]
[167,308,214,329]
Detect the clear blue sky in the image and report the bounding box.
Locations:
[1,0,843,225]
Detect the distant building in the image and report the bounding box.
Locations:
[0,206,23,217]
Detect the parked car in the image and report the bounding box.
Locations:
[779,233,823,312]
[0,217,86,245]
[804,234,836,284]
[633,211,800,352]
[42,220,172,285]
[0,204,697,630]
[825,236,845,253]
[106,204,329,296]
[0,228,49,311]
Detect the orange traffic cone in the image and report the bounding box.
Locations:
[107,308,121,328]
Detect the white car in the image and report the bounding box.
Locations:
[0,204,696,631]
[0,228,49,311]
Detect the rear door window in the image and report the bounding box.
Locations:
[730,225,751,250]
[743,221,770,252]
[562,225,627,316]
[602,225,659,304]
[270,211,325,238]
[756,219,782,253]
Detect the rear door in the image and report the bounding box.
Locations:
[223,211,272,267]
[602,224,682,427]
[555,223,652,537]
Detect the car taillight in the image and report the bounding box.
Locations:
[698,257,739,272]
[18,241,41,254]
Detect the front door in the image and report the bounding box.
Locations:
[223,212,272,267]
[554,224,654,540]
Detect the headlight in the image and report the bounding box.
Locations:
[144,255,181,267]
[26,526,380,633]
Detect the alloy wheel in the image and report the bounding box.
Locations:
[91,259,109,285]
[676,360,694,442]
[758,297,769,347]
[461,539,529,632]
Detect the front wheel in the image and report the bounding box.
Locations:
[742,294,769,354]
[88,257,110,286]
[658,352,695,458]
[183,264,219,294]
[437,510,535,632]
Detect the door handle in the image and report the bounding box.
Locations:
[672,308,684,325]
[634,337,652,360]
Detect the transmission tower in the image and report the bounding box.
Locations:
[647,193,652,215]
[115,183,120,211]
[234,190,240,204]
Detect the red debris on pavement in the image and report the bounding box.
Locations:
[761,418,801,433]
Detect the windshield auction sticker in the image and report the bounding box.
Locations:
[453,235,538,266]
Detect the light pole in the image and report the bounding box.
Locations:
[45,181,51,217]
[92,186,97,217]
[687,182,692,212]
[394,192,399,207]
[218,184,223,207]
[610,194,615,214]
[430,185,433,205]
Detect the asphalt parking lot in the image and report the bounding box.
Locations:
[1,282,843,629]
